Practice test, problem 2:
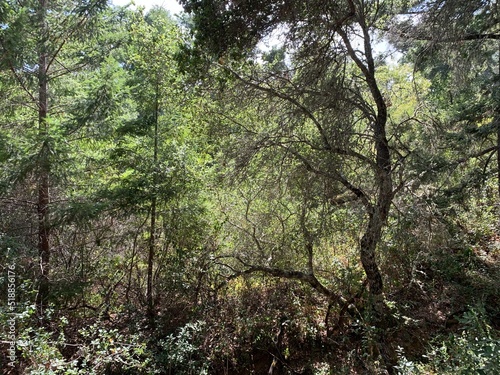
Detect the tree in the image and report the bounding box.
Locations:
[179,0,402,318]
[124,7,186,322]
[92,7,214,322]
[389,0,500,199]
[0,0,110,315]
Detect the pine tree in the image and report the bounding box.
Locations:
[0,0,109,316]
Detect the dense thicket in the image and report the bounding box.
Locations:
[0,1,498,374]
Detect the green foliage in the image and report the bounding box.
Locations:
[155,321,209,375]
[0,1,499,374]
[76,322,152,374]
[6,306,152,375]
[396,308,499,375]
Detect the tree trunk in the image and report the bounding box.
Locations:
[36,0,50,317]
[147,80,160,323]
[360,217,384,296]
[496,41,500,200]
[147,196,157,321]
[497,109,499,203]
[341,18,393,300]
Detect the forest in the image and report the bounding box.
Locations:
[0,0,499,374]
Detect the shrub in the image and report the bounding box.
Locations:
[396,307,499,374]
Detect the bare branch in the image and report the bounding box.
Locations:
[219,256,347,304]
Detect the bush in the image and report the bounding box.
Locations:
[396,307,499,374]
[154,321,209,375]
[9,305,152,375]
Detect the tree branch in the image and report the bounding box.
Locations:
[392,31,500,43]
[284,145,373,210]
[219,256,347,304]
[224,65,333,151]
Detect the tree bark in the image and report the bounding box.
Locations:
[36,0,50,316]
[497,41,500,200]
[360,211,386,297]
[147,196,157,321]
[339,13,393,299]
[147,80,160,323]
[497,103,500,200]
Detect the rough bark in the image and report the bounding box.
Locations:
[36,0,50,316]
[147,197,156,321]
[497,42,500,200]
[339,6,393,298]
[147,81,160,323]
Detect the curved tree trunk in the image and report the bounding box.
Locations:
[340,9,393,299]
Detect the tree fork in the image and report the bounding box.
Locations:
[340,12,393,300]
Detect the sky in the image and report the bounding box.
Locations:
[111,0,184,15]
[109,0,400,63]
